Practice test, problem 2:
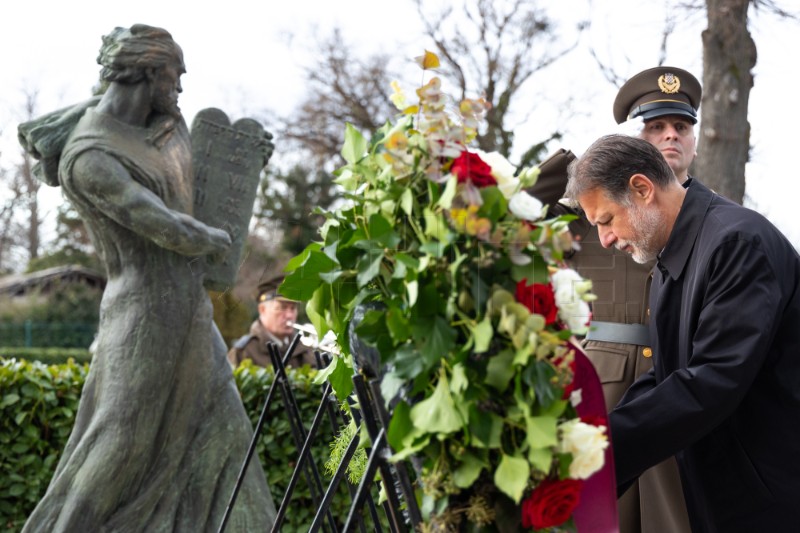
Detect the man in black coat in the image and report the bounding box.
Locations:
[566,134,800,532]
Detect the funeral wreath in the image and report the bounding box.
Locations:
[282,51,606,532]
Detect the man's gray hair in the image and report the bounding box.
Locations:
[566,134,676,205]
[97,24,184,84]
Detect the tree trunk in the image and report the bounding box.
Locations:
[21,153,40,260]
[694,0,756,204]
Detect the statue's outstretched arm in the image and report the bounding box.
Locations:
[69,150,231,256]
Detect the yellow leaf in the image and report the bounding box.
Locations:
[415,50,441,70]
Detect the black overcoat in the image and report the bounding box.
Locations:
[609,180,800,532]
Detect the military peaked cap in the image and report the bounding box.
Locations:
[613,66,702,124]
[256,274,294,303]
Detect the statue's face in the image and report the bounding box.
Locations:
[150,62,183,118]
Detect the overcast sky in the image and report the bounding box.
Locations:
[1,0,797,248]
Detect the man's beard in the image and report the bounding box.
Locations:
[146,87,182,147]
[619,203,664,264]
[151,91,182,120]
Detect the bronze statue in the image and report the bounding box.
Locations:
[18,24,276,532]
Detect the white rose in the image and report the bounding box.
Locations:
[550,268,592,334]
[558,419,608,480]
[508,191,544,221]
[474,149,519,198]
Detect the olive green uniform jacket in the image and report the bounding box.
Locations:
[227,320,317,369]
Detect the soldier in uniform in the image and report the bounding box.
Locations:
[227,274,317,369]
[529,67,701,532]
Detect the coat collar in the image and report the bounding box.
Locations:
[656,178,714,280]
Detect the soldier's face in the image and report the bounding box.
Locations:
[259,299,299,338]
[640,116,696,181]
[150,63,183,118]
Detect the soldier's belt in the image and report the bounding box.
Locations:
[585,321,650,346]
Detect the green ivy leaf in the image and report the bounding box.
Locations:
[284,242,320,272]
[306,285,331,339]
[485,349,515,391]
[395,252,420,271]
[469,408,503,449]
[399,187,414,216]
[524,360,558,410]
[406,280,419,307]
[380,371,407,412]
[319,270,344,284]
[511,253,549,284]
[453,451,486,488]
[527,446,553,474]
[385,306,411,344]
[313,355,354,400]
[391,259,407,279]
[392,343,425,379]
[478,186,507,222]
[450,363,468,394]
[494,454,530,503]
[413,316,456,372]
[471,316,493,354]
[469,269,491,316]
[410,371,463,435]
[435,174,458,210]
[282,248,338,300]
[333,168,359,191]
[355,244,384,288]
[368,213,400,248]
[386,400,412,451]
[524,415,558,449]
[341,123,368,164]
[423,207,451,244]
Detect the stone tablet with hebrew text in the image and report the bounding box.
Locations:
[191,108,273,290]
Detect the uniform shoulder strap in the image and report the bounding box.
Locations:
[233,334,255,350]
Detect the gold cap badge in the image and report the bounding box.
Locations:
[658,73,681,94]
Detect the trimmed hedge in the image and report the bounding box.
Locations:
[0,357,366,532]
[0,348,92,366]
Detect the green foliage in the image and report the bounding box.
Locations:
[0,358,87,531]
[25,248,101,274]
[0,348,91,366]
[324,416,367,485]
[0,356,383,532]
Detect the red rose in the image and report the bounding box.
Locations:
[515,279,557,325]
[451,151,497,188]
[521,478,583,530]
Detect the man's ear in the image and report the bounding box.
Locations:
[628,173,655,203]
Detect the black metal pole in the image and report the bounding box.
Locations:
[217,356,282,533]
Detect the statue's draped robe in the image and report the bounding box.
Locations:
[22,109,275,532]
